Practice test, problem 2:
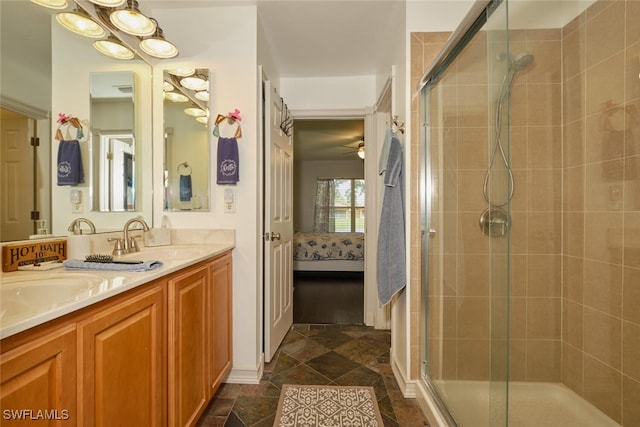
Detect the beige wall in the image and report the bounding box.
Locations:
[411,0,640,424]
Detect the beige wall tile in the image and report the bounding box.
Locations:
[456,297,489,339]
[457,254,489,296]
[584,212,623,264]
[509,339,527,381]
[563,166,585,212]
[623,320,640,382]
[525,39,561,84]
[585,160,624,211]
[456,339,490,380]
[564,73,585,124]
[626,44,640,103]
[623,266,640,324]
[624,155,640,211]
[622,375,640,426]
[527,213,561,254]
[527,254,561,297]
[624,212,640,268]
[564,212,585,257]
[563,299,584,349]
[527,298,561,339]
[528,169,562,212]
[527,126,562,169]
[563,119,585,168]
[584,307,622,370]
[583,259,623,316]
[526,83,562,126]
[562,22,585,80]
[458,127,488,169]
[563,255,584,302]
[585,0,625,67]
[562,342,584,394]
[526,340,561,381]
[583,355,622,424]
[586,52,625,116]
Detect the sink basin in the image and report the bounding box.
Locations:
[0,274,106,325]
[123,245,216,262]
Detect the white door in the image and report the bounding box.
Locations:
[1,117,34,241]
[263,80,294,362]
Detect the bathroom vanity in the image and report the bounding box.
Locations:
[0,242,233,427]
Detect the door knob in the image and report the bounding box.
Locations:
[270,232,281,241]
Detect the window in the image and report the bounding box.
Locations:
[313,178,365,232]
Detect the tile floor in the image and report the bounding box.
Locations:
[196,324,430,427]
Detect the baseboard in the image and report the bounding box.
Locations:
[390,354,417,398]
[225,354,264,384]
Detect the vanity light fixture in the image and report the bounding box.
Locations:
[163,81,174,92]
[139,20,178,59]
[180,74,208,91]
[93,36,134,60]
[56,7,106,38]
[184,106,207,117]
[164,92,189,103]
[195,116,209,125]
[30,0,68,9]
[110,0,156,37]
[195,91,209,102]
[357,142,365,159]
[168,68,195,77]
[86,0,126,6]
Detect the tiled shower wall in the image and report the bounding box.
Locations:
[410,0,640,425]
[560,0,640,424]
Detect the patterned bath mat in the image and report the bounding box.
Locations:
[273,384,383,426]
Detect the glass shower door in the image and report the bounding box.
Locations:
[420,1,511,425]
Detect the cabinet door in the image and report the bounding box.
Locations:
[1,325,76,426]
[168,265,209,427]
[209,254,232,397]
[78,285,165,427]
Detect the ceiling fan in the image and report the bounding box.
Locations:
[340,139,365,159]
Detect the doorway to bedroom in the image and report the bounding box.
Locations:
[292,118,366,324]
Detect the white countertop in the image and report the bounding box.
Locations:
[0,240,234,340]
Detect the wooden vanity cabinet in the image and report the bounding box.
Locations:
[0,325,77,426]
[78,285,165,427]
[208,253,232,398]
[167,253,233,427]
[0,250,233,427]
[167,265,209,427]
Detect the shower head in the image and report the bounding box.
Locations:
[496,51,534,71]
[512,51,534,71]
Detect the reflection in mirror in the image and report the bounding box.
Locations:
[89,72,137,212]
[162,68,210,211]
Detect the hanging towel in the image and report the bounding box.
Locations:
[217,137,239,184]
[378,127,393,176]
[179,174,192,201]
[57,139,84,186]
[376,135,406,305]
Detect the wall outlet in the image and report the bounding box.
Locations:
[224,189,235,213]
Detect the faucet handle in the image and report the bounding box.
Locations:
[128,235,142,252]
[108,237,125,256]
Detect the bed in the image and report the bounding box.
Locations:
[293,231,364,272]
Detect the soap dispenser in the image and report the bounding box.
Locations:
[67,218,95,260]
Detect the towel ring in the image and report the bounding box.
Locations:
[177,162,192,175]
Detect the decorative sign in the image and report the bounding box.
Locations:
[2,239,67,272]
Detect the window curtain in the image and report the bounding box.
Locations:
[312,179,335,232]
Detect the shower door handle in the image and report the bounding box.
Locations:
[427,228,436,237]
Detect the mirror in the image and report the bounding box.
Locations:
[89,72,137,212]
[0,1,154,241]
[162,69,211,211]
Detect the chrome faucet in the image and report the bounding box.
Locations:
[68,218,96,235]
[108,217,150,256]
[123,217,150,253]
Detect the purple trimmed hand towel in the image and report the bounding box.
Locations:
[217,137,239,184]
[57,139,84,186]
